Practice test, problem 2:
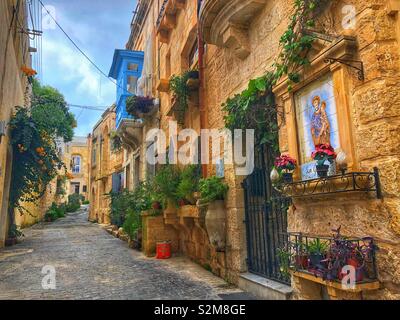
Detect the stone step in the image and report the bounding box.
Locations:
[238,273,292,300]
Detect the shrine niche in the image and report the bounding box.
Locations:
[274,35,360,180]
[294,74,340,180]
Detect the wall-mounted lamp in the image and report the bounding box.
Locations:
[0,120,6,143]
[336,150,348,175]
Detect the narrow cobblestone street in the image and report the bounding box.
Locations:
[0,207,248,300]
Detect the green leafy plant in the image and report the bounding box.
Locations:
[8,78,76,220]
[223,0,329,149]
[307,238,329,255]
[56,176,67,196]
[122,208,142,240]
[8,224,24,239]
[66,194,81,213]
[108,181,156,228]
[44,202,66,222]
[153,165,181,206]
[169,70,197,113]
[199,176,229,203]
[176,165,201,205]
[110,131,123,153]
[277,247,293,278]
[82,200,90,205]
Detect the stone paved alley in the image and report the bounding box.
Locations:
[0,207,249,300]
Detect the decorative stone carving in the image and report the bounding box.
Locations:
[116,119,144,151]
[199,0,268,59]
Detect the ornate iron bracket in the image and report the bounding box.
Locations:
[324,57,364,81]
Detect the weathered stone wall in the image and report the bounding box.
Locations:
[202,0,400,298]
[142,213,180,257]
[88,108,123,224]
[0,0,33,244]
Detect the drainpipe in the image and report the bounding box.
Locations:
[197,0,208,178]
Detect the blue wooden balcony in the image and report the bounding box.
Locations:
[109,49,144,129]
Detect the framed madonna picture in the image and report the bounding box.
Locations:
[294,74,341,180]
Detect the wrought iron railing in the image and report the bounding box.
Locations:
[276,168,382,199]
[278,229,378,284]
[157,0,170,27]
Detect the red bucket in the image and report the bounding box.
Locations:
[156,241,171,259]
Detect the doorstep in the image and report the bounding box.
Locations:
[238,273,293,300]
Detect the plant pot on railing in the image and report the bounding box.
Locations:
[311,144,337,178]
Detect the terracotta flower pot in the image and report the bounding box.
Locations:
[295,255,309,269]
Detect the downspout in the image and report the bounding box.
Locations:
[197,0,208,178]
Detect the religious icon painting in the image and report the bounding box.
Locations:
[294,74,340,180]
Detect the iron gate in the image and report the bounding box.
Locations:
[242,145,291,285]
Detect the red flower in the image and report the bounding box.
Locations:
[275,154,297,171]
[311,144,337,160]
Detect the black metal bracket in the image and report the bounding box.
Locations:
[324,57,364,81]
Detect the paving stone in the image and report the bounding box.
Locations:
[0,208,247,300]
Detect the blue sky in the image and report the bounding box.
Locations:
[35,0,136,136]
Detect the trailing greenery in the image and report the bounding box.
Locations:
[176,165,201,205]
[110,130,123,153]
[199,176,229,203]
[8,79,76,215]
[169,70,198,110]
[56,176,67,196]
[44,202,66,222]
[223,0,328,150]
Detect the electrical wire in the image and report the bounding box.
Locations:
[37,0,129,95]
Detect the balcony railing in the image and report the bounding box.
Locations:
[127,0,150,49]
[279,229,379,287]
[275,168,382,199]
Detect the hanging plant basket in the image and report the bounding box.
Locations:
[126,95,155,118]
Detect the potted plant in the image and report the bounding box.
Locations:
[126,95,155,118]
[199,176,229,252]
[311,144,337,178]
[294,242,309,269]
[307,238,329,268]
[274,154,297,183]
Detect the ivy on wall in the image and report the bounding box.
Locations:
[8,79,76,215]
[223,0,329,151]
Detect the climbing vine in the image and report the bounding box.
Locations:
[8,79,76,215]
[223,0,329,150]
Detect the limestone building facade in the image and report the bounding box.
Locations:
[0,0,33,246]
[111,0,400,300]
[63,136,90,201]
[88,106,124,224]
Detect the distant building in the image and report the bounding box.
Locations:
[62,136,90,201]
[88,106,124,224]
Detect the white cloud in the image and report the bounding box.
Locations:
[43,37,115,104]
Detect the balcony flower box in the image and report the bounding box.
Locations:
[126,95,157,118]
